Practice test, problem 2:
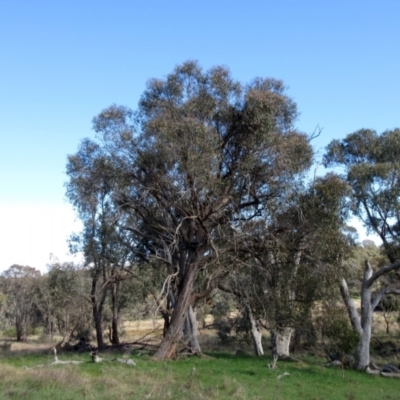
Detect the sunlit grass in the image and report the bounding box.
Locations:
[1,351,400,400]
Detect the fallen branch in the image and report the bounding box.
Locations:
[365,363,400,377]
[24,347,83,369]
[90,351,136,366]
[380,372,400,378]
[52,347,83,365]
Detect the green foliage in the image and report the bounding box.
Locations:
[324,128,400,263]
[2,327,17,338]
[210,292,237,343]
[323,316,359,358]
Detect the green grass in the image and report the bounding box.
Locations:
[0,351,399,400]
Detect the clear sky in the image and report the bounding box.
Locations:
[1,0,398,272]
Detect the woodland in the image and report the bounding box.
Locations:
[2,61,400,381]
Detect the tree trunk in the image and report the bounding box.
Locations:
[247,305,264,356]
[93,309,104,349]
[340,264,373,370]
[16,319,24,342]
[271,327,293,358]
[339,260,400,371]
[153,259,199,360]
[183,305,201,352]
[110,282,120,345]
[91,273,108,349]
[355,266,373,370]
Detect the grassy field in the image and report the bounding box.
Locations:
[1,314,400,400]
[1,348,400,400]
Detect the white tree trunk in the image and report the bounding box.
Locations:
[340,273,373,370]
[340,260,400,370]
[271,327,293,358]
[247,305,264,356]
[183,305,201,352]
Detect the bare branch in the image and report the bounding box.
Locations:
[339,278,362,336]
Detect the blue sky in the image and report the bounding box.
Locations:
[1,0,399,271]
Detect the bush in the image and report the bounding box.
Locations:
[2,327,17,338]
[322,317,359,360]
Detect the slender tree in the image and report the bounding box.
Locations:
[224,174,350,358]
[67,140,137,348]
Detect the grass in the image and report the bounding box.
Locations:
[1,350,400,399]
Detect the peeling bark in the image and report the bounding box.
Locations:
[153,257,199,360]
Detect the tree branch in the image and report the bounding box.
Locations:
[367,260,400,288]
[339,278,362,336]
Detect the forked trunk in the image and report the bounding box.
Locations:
[90,271,108,349]
[340,262,382,370]
[354,273,373,370]
[271,327,293,358]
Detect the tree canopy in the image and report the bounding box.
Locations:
[324,128,400,262]
[66,61,314,359]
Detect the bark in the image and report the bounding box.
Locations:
[183,305,201,352]
[247,305,264,356]
[153,257,199,360]
[161,291,175,337]
[355,262,374,370]
[15,319,24,342]
[91,272,108,349]
[93,310,104,349]
[340,270,371,370]
[271,327,293,358]
[339,278,362,336]
[110,282,120,345]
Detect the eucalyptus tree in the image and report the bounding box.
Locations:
[226,174,350,358]
[324,129,400,261]
[67,61,313,359]
[325,128,400,370]
[67,139,137,347]
[37,262,92,341]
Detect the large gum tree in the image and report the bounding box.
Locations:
[325,128,400,370]
[67,61,313,360]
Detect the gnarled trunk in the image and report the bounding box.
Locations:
[153,259,199,360]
